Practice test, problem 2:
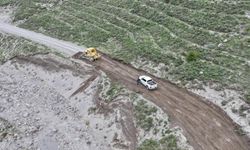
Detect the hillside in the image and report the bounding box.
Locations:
[0,0,250,149]
[3,0,249,101]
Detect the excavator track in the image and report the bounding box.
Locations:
[72,52,83,59]
[72,51,93,62]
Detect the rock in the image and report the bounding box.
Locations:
[218,43,223,48]
[35,117,41,121]
[86,141,91,145]
[23,112,29,118]
[26,103,31,108]
[13,90,18,94]
[7,98,13,102]
[30,126,39,133]
[52,128,58,133]
[0,106,5,112]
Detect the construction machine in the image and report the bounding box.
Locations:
[72,47,101,61]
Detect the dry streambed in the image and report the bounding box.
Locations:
[0,54,191,150]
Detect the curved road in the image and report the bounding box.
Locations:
[0,22,249,150]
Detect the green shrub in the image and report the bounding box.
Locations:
[244,94,250,104]
[186,50,201,62]
[105,83,122,102]
[137,139,159,150]
[137,135,179,150]
[135,100,157,131]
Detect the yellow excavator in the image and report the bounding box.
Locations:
[72,47,101,61]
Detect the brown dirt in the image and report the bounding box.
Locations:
[70,74,99,97]
[82,54,250,150]
[119,102,138,150]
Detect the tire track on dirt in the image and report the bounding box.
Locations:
[0,22,249,150]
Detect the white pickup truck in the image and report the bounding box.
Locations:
[138,75,158,90]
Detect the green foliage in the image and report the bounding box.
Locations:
[105,83,123,102]
[0,33,50,63]
[135,100,157,131]
[172,61,230,83]
[168,0,250,15]
[0,0,16,6]
[137,135,179,150]
[160,134,179,149]
[186,50,201,62]
[244,94,250,104]
[137,139,159,150]
[0,49,4,63]
[234,127,245,136]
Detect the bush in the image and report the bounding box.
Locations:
[186,50,201,62]
[135,100,157,131]
[244,94,250,104]
[137,135,179,150]
[137,139,159,150]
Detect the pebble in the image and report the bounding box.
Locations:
[35,117,41,121]
[23,112,29,118]
[52,128,58,133]
[26,103,31,108]
[0,106,5,112]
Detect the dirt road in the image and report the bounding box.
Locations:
[0,22,249,150]
[95,55,250,150]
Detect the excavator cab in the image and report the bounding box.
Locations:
[84,48,101,61]
[72,47,101,61]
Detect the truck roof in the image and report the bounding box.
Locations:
[140,75,152,81]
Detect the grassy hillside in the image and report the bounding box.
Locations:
[2,0,250,102]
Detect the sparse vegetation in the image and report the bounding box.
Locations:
[0,0,16,6]
[137,134,179,150]
[135,100,157,131]
[88,107,97,114]
[104,83,123,102]
[245,94,250,104]
[137,139,159,150]
[0,117,16,142]
[0,33,50,63]
[221,100,228,106]
[234,127,246,136]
